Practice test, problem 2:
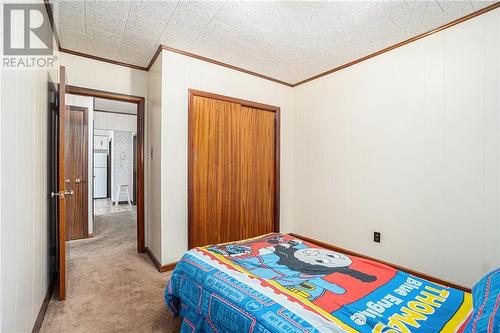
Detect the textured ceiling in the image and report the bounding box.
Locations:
[53,0,497,84]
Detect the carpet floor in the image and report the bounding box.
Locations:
[40,208,181,332]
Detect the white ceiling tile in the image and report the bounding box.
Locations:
[384,2,439,34]
[118,44,150,66]
[54,1,86,33]
[121,30,157,50]
[124,19,163,39]
[470,1,497,11]
[59,31,87,53]
[160,0,225,49]
[86,0,131,35]
[124,1,177,41]
[437,0,474,16]
[86,29,121,46]
[128,0,177,23]
[55,0,496,82]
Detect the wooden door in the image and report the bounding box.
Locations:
[188,90,280,249]
[47,71,59,293]
[55,66,71,300]
[65,105,88,240]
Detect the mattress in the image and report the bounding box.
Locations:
[165,233,476,332]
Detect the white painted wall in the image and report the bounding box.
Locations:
[94,111,137,132]
[0,2,58,329]
[94,98,138,115]
[293,10,500,287]
[158,50,295,265]
[0,69,52,332]
[59,52,148,98]
[0,50,58,333]
[147,54,163,262]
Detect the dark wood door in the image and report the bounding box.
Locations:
[47,71,58,293]
[56,66,70,300]
[188,90,280,249]
[65,105,88,240]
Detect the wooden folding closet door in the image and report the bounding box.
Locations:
[189,90,280,249]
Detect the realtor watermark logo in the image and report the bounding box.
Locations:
[2,3,57,69]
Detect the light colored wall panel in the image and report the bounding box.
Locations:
[1,61,53,333]
[94,112,137,132]
[93,111,106,129]
[159,49,295,265]
[113,114,128,132]
[59,52,148,97]
[292,10,500,287]
[0,6,59,330]
[147,55,163,262]
[130,116,137,132]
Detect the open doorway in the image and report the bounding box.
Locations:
[65,86,145,253]
[92,99,138,235]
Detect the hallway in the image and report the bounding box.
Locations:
[41,207,180,332]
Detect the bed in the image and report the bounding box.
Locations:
[165,233,499,332]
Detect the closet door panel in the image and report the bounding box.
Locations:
[237,106,276,240]
[190,96,241,247]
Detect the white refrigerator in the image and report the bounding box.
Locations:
[93,152,108,198]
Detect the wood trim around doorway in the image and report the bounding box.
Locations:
[187,89,281,249]
[66,85,146,253]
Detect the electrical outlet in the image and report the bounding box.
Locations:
[374,232,381,243]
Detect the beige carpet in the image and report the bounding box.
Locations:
[41,208,181,332]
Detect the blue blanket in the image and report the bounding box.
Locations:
[463,268,499,333]
[165,234,487,332]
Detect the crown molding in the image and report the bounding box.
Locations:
[146,45,294,87]
[59,48,148,71]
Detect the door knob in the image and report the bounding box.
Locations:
[75,178,81,183]
[51,191,65,198]
[51,189,73,198]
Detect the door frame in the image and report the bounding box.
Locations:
[187,89,281,249]
[66,85,146,253]
[65,105,89,240]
